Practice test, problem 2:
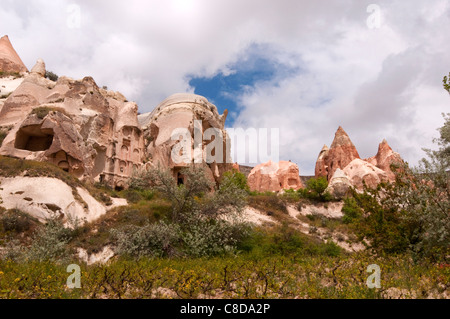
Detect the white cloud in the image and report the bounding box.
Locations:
[1,0,449,174]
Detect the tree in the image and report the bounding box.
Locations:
[114,165,250,258]
[443,72,450,94]
[342,108,450,260]
[299,177,332,201]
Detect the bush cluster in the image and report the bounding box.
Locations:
[298,177,333,202]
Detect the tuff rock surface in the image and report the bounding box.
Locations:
[325,168,352,199]
[315,127,404,191]
[365,139,403,181]
[342,158,389,190]
[247,160,303,192]
[315,126,360,181]
[0,35,28,74]
[138,93,231,184]
[0,57,145,189]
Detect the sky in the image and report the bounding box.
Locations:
[1,0,449,174]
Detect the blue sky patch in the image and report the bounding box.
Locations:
[188,44,300,125]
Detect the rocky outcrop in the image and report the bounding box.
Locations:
[342,158,389,190]
[0,176,107,223]
[0,59,145,189]
[314,144,329,178]
[315,127,404,190]
[0,35,28,74]
[139,93,231,184]
[30,58,46,77]
[325,168,352,199]
[365,139,403,181]
[315,127,360,180]
[247,160,303,192]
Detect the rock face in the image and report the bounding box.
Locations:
[247,160,303,192]
[365,139,403,181]
[0,59,145,189]
[315,127,404,190]
[0,177,107,223]
[314,144,329,178]
[138,93,231,184]
[342,159,389,190]
[315,127,360,180]
[30,58,46,77]
[0,35,28,73]
[325,168,352,199]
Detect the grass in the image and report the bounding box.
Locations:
[0,155,82,189]
[0,71,22,79]
[247,192,291,224]
[31,106,69,119]
[69,197,172,254]
[0,157,447,299]
[0,252,448,299]
[0,131,7,147]
[0,92,12,99]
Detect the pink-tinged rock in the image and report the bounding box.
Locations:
[139,93,231,184]
[30,59,46,77]
[0,72,145,189]
[247,160,303,192]
[314,144,329,178]
[0,35,28,73]
[365,139,403,182]
[326,168,352,199]
[315,126,360,180]
[342,159,389,190]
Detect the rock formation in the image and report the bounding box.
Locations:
[342,158,389,190]
[0,59,145,189]
[314,144,329,178]
[0,176,107,223]
[138,93,231,184]
[315,127,404,191]
[247,160,303,192]
[325,168,352,199]
[365,139,403,181]
[0,35,28,74]
[315,126,360,180]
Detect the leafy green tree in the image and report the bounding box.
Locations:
[113,165,250,258]
[342,112,449,260]
[299,177,332,201]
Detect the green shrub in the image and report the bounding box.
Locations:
[31,106,68,119]
[221,169,250,192]
[124,189,143,203]
[298,177,332,202]
[341,197,363,224]
[0,209,37,233]
[45,70,58,82]
[111,221,181,259]
[0,130,7,146]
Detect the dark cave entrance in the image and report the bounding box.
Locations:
[14,125,54,152]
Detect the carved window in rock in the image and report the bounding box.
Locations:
[122,127,132,138]
[121,145,129,159]
[133,149,140,162]
[58,161,70,172]
[119,160,127,174]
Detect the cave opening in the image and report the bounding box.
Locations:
[14,125,54,152]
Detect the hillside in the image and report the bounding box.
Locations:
[0,35,448,301]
